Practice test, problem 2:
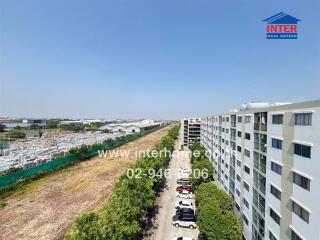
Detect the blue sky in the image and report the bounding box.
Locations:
[0,0,319,119]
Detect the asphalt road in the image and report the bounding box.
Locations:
[148,132,199,240]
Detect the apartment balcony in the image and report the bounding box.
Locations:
[252,221,265,240]
[254,158,266,174]
[254,123,267,131]
[231,134,236,141]
[254,181,266,196]
[254,142,267,153]
[253,152,266,174]
[231,121,236,128]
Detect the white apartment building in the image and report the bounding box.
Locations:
[182,118,201,148]
[200,100,320,240]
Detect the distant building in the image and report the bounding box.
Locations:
[100,120,162,133]
[3,119,46,128]
[60,120,102,126]
[182,118,201,148]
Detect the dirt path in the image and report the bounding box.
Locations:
[0,126,171,240]
[144,127,199,240]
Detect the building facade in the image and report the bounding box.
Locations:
[200,100,320,240]
[183,118,201,148]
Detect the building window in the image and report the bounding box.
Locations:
[245,116,251,123]
[237,131,242,137]
[236,174,241,182]
[292,200,310,223]
[235,202,240,211]
[269,231,278,240]
[242,214,249,225]
[237,145,241,152]
[238,116,242,123]
[236,188,240,196]
[270,185,281,200]
[245,132,251,140]
[237,145,242,152]
[243,198,249,208]
[270,208,281,225]
[244,165,250,174]
[271,162,282,175]
[272,138,282,150]
[237,160,241,167]
[291,229,303,240]
[244,149,250,157]
[226,117,229,122]
[295,113,312,126]
[294,143,311,158]
[292,172,310,191]
[244,181,249,191]
[272,114,283,124]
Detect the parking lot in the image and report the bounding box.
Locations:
[147,133,199,240]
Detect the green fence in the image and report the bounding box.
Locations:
[0,125,168,190]
[0,143,9,149]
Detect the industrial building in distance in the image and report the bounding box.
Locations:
[100,119,163,133]
[200,100,320,240]
[182,118,201,148]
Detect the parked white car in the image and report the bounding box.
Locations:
[175,200,193,209]
[172,214,197,229]
[176,190,193,199]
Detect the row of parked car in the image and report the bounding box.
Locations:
[172,168,197,240]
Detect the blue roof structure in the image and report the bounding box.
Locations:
[263,12,301,24]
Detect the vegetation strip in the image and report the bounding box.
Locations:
[65,125,180,240]
[190,141,242,240]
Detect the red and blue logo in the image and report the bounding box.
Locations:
[263,12,301,39]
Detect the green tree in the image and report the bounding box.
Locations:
[190,159,215,187]
[30,124,40,130]
[195,183,233,213]
[197,199,242,240]
[6,129,26,139]
[190,140,207,163]
[59,124,84,132]
[46,119,59,129]
[65,212,102,240]
[0,124,5,132]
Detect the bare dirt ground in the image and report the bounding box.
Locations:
[0,126,170,240]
